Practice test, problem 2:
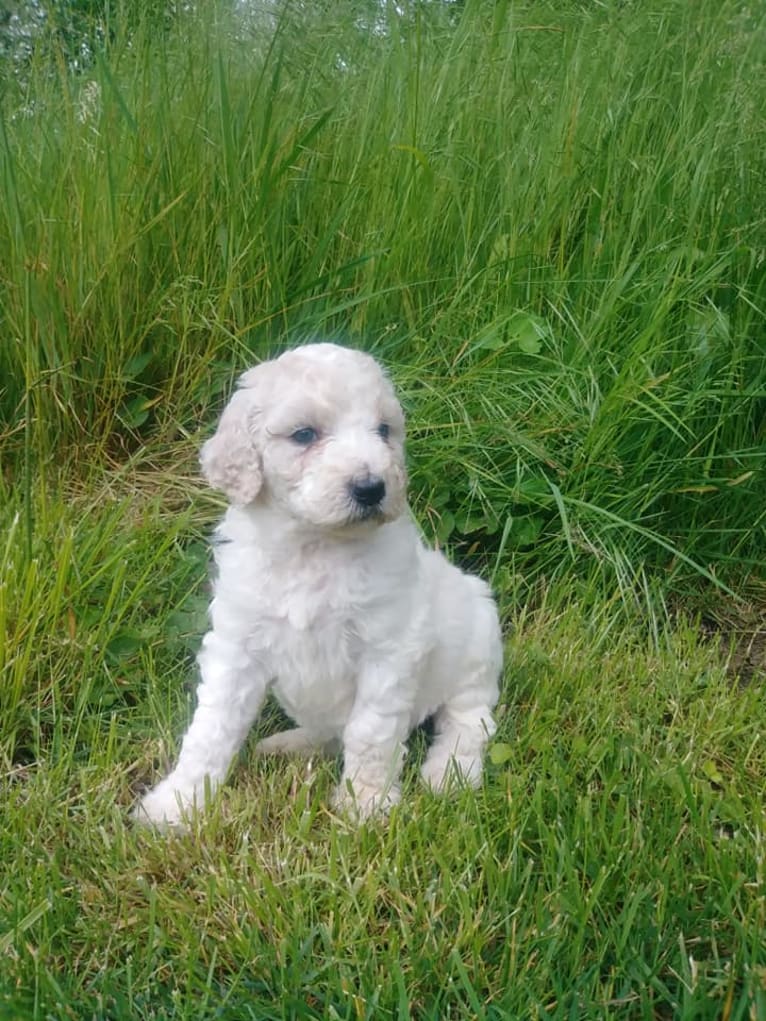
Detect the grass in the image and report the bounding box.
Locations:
[1,0,765,1017]
[1,494,765,1018]
[2,0,764,589]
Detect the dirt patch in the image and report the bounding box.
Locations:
[698,600,766,685]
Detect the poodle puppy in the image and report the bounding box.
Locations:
[133,343,502,827]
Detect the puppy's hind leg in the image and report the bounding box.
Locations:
[422,584,502,792]
[255,728,338,758]
[420,696,497,792]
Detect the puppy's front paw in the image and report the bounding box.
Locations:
[131,779,199,831]
[332,778,400,821]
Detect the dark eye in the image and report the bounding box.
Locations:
[291,427,319,445]
[377,423,390,441]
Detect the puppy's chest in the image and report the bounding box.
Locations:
[228,553,375,666]
[264,556,370,629]
[256,567,363,724]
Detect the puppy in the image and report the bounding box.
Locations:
[134,343,502,827]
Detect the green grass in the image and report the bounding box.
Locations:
[1,0,765,1017]
[2,0,764,590]
[1,493,765,1018]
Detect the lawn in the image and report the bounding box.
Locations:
[1,1,765,1017]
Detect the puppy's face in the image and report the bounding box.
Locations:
[200,344,408,530]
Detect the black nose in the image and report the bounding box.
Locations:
[350,475,386,508]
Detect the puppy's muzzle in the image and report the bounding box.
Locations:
[349,474,386,515]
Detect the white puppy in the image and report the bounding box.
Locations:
[134,343,502,827]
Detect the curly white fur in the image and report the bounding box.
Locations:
[133,343,502,827]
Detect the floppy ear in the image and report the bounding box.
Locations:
[199,380,263,505]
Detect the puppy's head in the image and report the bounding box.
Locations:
[200,343,408,529]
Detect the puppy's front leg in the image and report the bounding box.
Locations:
[133,632,267,829]
[334,668,413,820]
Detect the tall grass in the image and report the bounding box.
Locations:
[0,0,764,597]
